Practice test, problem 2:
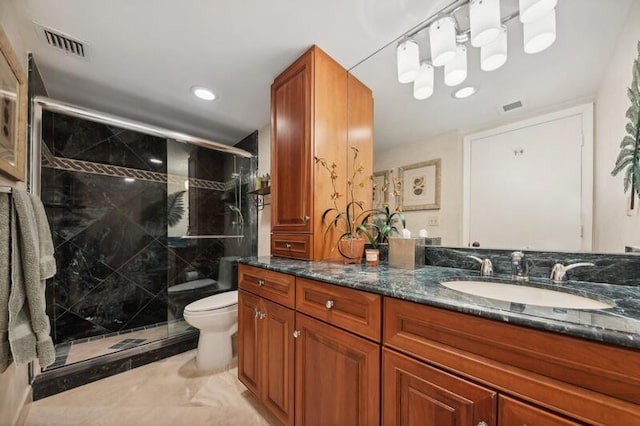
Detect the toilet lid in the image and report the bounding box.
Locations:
[185,290,238,313]
[168,278,217,293]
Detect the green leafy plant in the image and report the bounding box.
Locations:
[357,171,406,248]
[612,41,640,209]
[167,190,186,227]
[315,147,368,258]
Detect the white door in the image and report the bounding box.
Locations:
[464,105,592,251]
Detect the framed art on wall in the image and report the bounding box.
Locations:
[372,170,388,210]
[399,159,441,211]
[0,24,26,181]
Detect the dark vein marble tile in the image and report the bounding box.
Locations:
[54,309,112,343]
[116,240,168,295]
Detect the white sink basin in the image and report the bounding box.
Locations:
[440,280,614,310]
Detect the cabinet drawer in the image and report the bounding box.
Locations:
[499,395,582,426]
[271,233,312,259]
[296,278,381,341]
[238,264,295,308]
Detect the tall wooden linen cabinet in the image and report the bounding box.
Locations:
[270,45,373,260]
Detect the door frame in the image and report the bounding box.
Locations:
[462,103,594,251]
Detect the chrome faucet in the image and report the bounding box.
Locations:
[550,262,595,283]
[511,251,529,281]
[467,255,493,277]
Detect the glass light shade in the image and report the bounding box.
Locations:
[524,9,556,54]
[470,0,501,47]
[429,16,457,67]
[519,0,557,23]
[413,62,434,100]
[444,45,467,86]
[397,39,420,83]
[481,25,508,71]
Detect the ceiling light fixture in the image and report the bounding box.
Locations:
[470,0,501,47]
[397,39,420,83]
[429,17,457,67]
[453,86,477,99]
[191,86,216,101]
[519,0,557,23]
[124,177,135,183]
[481,25,508,71]
[394,0,558,101]
[444,45,468,86]
[413,62,435,100]
[523,9,556,54]
[149,158,163,164]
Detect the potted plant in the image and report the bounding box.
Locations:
[315,147,368,263]
[357,172,405,264]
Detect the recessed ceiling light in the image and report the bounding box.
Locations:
[149,158,163,164]
[191,86,216,101]
[124,178,135,183]
[453,86,477,99]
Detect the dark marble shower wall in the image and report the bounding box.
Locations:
[41,111,258,344]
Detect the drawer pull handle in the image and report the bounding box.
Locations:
[285,243,292,248]
[259,312,266,320]
[254,309,260,318]
[257,279,265,287]
[303,215,310,223]
[293,330,301,338]
[477,422,488,426]
[325,300,335,309]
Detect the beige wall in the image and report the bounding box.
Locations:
[374,130,463,246]
[257,125,271,257]
[594,1,640,252]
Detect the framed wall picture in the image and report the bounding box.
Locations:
[399,159,441,211]
[0,25,26,181]
[372,170,388,210]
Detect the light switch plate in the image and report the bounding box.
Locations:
[428,216,439,226]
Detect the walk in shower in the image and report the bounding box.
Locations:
[30,98,257,372]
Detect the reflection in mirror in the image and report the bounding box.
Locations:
[351,0,640,253]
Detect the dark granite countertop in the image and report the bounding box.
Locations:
[239,256,640,350]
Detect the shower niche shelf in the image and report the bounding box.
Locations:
[249,186,271,210]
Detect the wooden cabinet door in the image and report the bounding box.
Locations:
[262,299,295,426]
[498,396,583,426]
[238,290,261,396]
[295,312,380,426]
[271,50,313,234]
[383,348,497,426]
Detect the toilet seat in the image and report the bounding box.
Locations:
[184,290,238,314]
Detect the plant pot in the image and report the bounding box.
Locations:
[365,248,380,266]
[338,237,365,264]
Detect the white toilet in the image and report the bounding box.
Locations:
[183,256,240,370]
[183,290,238,370]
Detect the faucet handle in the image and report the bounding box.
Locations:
[511,251,525,262]
[467,255,493,277]
[550,262,595,283]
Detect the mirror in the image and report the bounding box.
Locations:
[350,0,640,253]
[0,24,26,181]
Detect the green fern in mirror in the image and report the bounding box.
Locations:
[612,41,640,209]
[167,190,186,227]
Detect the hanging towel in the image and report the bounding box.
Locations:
[0,194,10,373]
[8,190,56,368]
[29,193,56,280]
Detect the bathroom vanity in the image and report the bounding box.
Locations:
[237,257,640,425]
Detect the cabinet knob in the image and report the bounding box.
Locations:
[476,422,488,426]
[293,330,301,338]
[254,309,260,318]
[325,300,335,309]
[259,312,266,320]
[303,216,310,223]
[285,243,292,249]
[257,279,265,287]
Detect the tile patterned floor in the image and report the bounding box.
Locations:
[18,350,279,426]
[45,321,194,370]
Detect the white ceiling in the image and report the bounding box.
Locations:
[1,0,452,145]
[1,0,635,151]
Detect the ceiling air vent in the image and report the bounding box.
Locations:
[35,24,88,58]
[501,100,524,113]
